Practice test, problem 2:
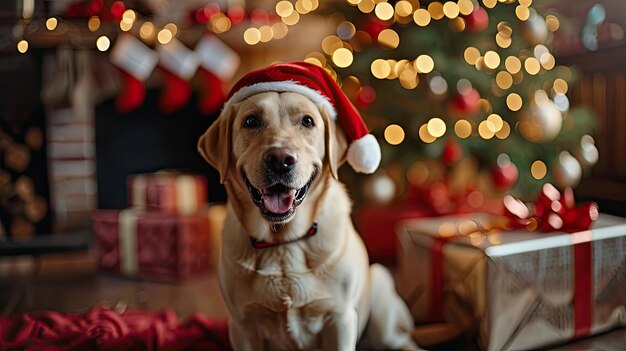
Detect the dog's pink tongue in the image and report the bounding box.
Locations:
[263,189,296,214]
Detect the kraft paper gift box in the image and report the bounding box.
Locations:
[127,173,207,214]
[396,213,626,351]
[93,209,212,281]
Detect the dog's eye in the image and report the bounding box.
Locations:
[243,115,261,129]
[302,116,315,128]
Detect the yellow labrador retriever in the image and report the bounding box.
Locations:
[198,65,417,351]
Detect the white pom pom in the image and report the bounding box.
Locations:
[347,134,381,174]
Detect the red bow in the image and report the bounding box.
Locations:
[503,183,599,232]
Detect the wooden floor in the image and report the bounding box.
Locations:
[1,252,625,350]
[0,252,228,319]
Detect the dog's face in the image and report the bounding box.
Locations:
[198,92,347,224]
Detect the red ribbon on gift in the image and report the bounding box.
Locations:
[503,183,599,339]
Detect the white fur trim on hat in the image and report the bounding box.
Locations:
[347,134,381,174]
[226,81,337,120]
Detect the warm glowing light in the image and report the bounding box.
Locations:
[540,53,555,70]
[496,33,512,48]
[282,11,300,25]
[395,1,413,17]
[487,114,504,132]
[464,47,481,65]
[506,93,523,111]
[449,17,466,32]
[120,20,133,31]
[276,1,294,17]
[17,40,28,53]
[378,29,400,49]
[524,57,540,75]
[212,15,232,33]
[553,78,568,94]
[259,25,273,42]
[332,48,353,68]
[139,22,154,40]
[386,60,399,79]
[244,28,261,45]
[482,0,497,9]
[427,118,446,137]
[375,2,394,20]
[157,29,173,44]
[478,120,495,139]
[272,22,289,39]
[413,9,431,26]
[399,68,419,89]
[515,5,530,21]
[519,0,533,6]
[122,9,136,22]
[496,71,513,89]
[88,16,101,32]
[455,120,472,138]
[443,2,460,18]
[371,59,391,79]
[546,15,560,32]
[96,36,110,51]
[414,55,434,73]
[484,51,501,69]
[505,56,522,74]
[428,2,445,20]
[163,23,177,37]
[358,0,376,13]
[531,160,547,179]
[322,35,343,55]
[419,124,436,143]
[497,22,513,36]
[458,0,474,15]
[385,124,405,145]
[46,17,58,31]
[495,121,510,139]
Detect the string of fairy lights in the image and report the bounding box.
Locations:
[15,0,320,54]
[301,0,592,186]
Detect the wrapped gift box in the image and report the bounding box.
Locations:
[128,173,207,214]
[355,204,433,264]
[93,209,212,281]
[396,213,626,351]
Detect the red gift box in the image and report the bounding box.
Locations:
[355,199,503,264]
[128,173,208,214]
[354,204,433,264]
[93,209,211,281]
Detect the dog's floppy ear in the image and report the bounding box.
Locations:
[198,106,235,184]
[321,106,348,180]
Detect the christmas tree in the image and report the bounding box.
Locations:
[306,0,597,203]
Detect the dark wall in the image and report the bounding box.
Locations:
[95,90,225,209]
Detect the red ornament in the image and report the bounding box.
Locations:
[356,85,376,108]
[441,138,463,165]
[464,6,489,33]
[447,88,481,118]
[110,1,126,21]
[227,5,246,25]
[362,18,388,38]
[491,162,518,189]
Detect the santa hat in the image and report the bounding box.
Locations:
[223,61,381,174]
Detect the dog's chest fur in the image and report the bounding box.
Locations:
[236,242,342,348]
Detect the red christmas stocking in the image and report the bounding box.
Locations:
[157,39,198,114]
[198,68,225,115]
[116,68,146,114]
[110,34,158,114]
[158,68,193,114]
[195,34,239,115]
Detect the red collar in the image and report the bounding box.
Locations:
[250,222,318,249]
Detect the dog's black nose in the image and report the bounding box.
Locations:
[264,147,297,174]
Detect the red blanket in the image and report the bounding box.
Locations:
[0,307,231,350]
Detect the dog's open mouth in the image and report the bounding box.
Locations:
[244,171,317,223]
